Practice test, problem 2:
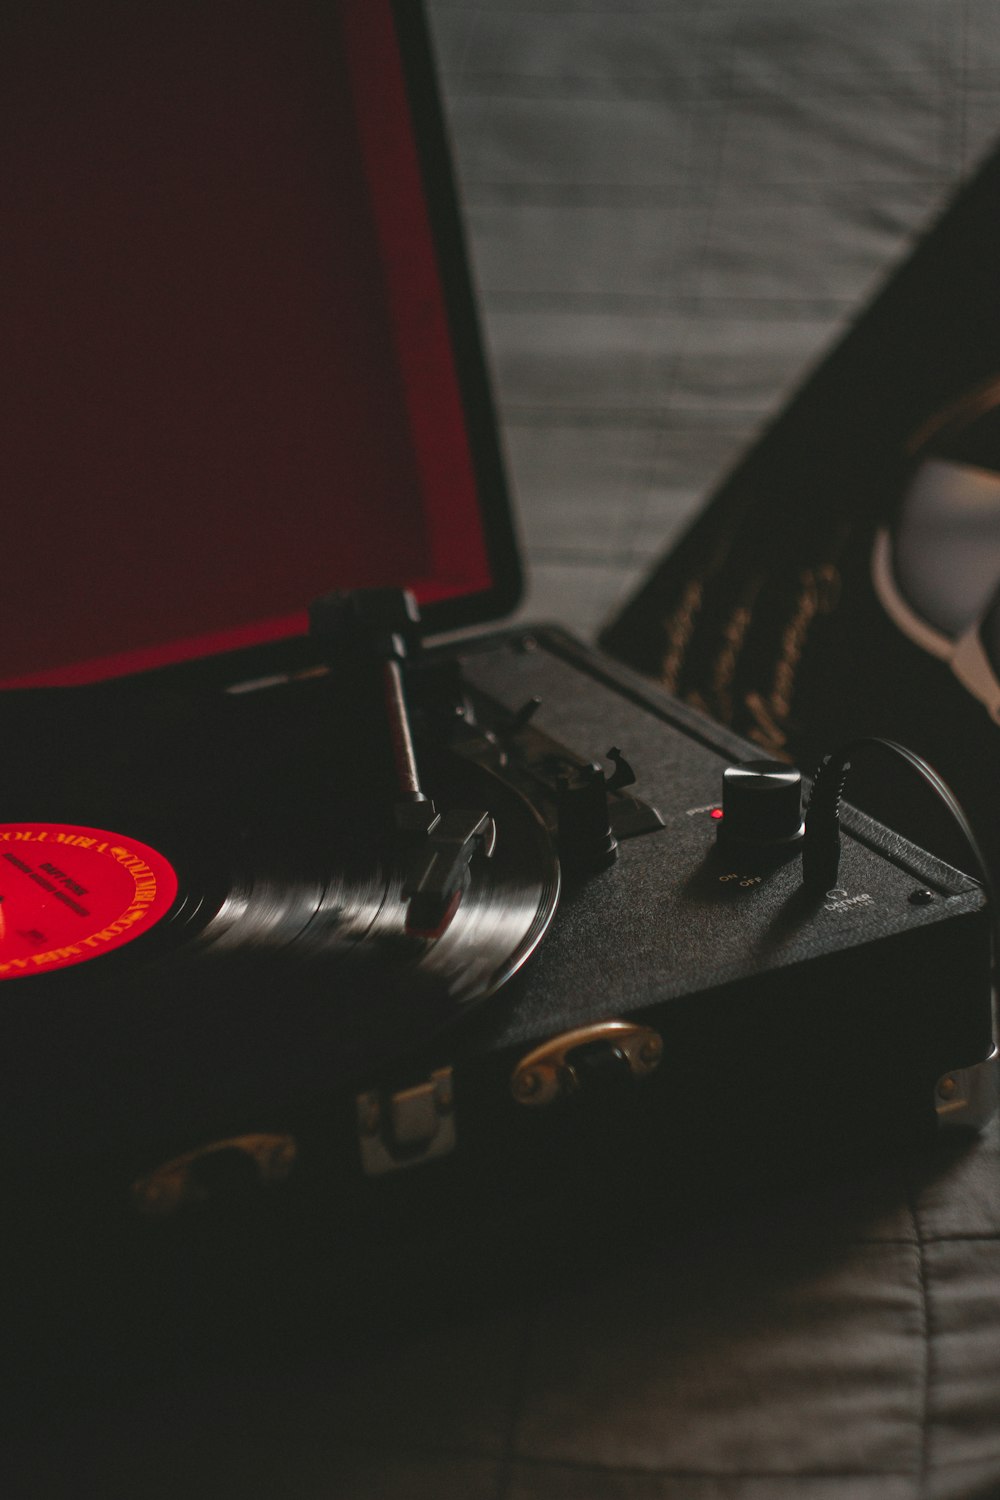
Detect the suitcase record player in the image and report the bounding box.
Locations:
[0,0,994,1262]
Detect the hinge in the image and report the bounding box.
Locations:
[356,1067,456,1175]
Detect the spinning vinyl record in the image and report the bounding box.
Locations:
[0,758,559,994]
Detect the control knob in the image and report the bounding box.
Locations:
[716,760,804,851]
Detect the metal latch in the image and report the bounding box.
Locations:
[935,1048,998,1131]
[356,1067,456,1175]
[511,1020,663,1107]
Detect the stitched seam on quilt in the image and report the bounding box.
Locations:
[330,1436,921,1479]
[332,1432,962,1482]
[500,1454,916,1479]
[493,1302,537,1500]
[906,1182,933,1500]
[921,1231,1000,1242]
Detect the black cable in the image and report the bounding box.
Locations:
[803,736,996,986]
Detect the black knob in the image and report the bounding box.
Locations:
[717,760,804,849]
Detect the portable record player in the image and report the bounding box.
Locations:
[0,0,994,1263]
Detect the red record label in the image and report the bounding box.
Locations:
[0,823,179,979]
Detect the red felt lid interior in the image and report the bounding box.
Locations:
[1,0,499,686]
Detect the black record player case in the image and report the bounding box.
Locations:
[0,0,994,1251]
[305,625,992,1220]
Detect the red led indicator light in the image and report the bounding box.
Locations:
[710,808,724,820]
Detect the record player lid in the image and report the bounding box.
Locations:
[1,0,519,687]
